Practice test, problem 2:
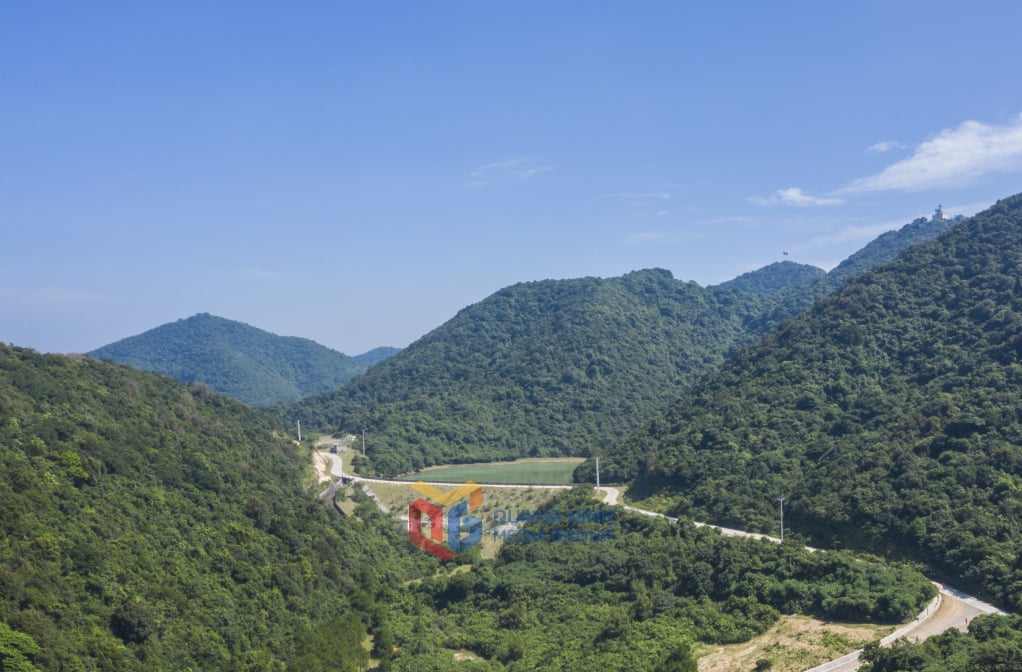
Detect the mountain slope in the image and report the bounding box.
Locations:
[281,213,954,477]
[0,344,430,670]
[596,194,1022,608]
[826,213,962,286]
[280,269,781,474]
[89,313,395,406]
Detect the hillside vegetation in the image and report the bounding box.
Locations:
[0,345,938,671]
[0,344,429,670]
[593,194,1022,609]
[717,261,826,294]
[279,214,954,477]
[89,313,396,406]
[281,269,777,475]
[358,488,935,672]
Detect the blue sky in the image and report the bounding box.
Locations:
[4,2,1022,355]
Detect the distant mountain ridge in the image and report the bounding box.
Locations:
[280,211,956,476]
[89,313,397,406]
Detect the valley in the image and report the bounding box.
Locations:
[314,434,1005,670]
[5,198,1022,670]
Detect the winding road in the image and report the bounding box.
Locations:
[316,452,1007,671]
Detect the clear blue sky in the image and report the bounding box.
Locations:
[4,1,1022,355]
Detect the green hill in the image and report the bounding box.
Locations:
[89,313,396,407]
[280,269,779,475]
[593,194,1022,609]
[0,344,938,671]
[717,260,827,294]
[826,213,962,286]
[279,213,954,477]
[0,344,430,670]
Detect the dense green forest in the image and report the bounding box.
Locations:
[89,313,397,406]
[717,260,827,294]
[348,488,935,672]
[0,344,430,670]
[281,269,776,475]
[279,212,951,477]
[860,614,1022,671]
[590,194,1022,610]
[0,345,939,670]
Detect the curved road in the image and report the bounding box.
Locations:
[318,455,1007,671]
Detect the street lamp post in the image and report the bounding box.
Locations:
[778,497,786,542]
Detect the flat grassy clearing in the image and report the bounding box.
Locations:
[396,457,585,484]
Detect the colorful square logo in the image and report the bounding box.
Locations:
[408,481,483,560]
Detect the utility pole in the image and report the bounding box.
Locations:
[362,427,366,457]
[297,420,301,442]
[778,497,786,542]
[595,456,600,492]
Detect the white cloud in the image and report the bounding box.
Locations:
[468,158,554,187]
[867,140,904,153]
[750,187,843,207]
[843,114,1022,193]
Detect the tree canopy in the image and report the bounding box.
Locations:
[594,194,1022,610]
[89,313,396,406]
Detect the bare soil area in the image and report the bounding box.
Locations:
[697,615,893,672]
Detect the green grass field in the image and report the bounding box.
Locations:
[396,458,584,485]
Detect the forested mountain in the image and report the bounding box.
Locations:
[353,346,401,367]
[592,193,1022,609]
[280,269,781,475]
[0,344,431,670]
[89,313,396,407]
[279,213,954,477]
[0,348,936,671]
[825,213,961,286]
[717,261,827,294]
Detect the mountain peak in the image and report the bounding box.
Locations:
[89,315,396,406]
[717,261,827,294]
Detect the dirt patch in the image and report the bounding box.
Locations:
[312,452,331,483]
[697,615,893,672]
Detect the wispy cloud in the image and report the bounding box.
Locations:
[843,114,1022,193]
[867,140,905,153]
[749,187,843,207]
[468,158,554,187]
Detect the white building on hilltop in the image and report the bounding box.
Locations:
[932,204,947,222]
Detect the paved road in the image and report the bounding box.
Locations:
[600,488,1006,671]
[319,457,1008,671]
